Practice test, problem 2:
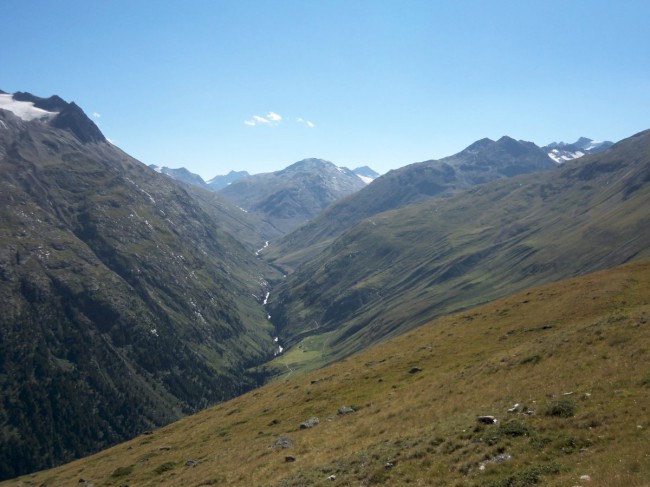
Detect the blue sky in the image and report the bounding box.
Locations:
[2,0,649,179]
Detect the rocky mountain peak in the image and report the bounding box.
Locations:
[0,91,105,144]
[543,137,614,164]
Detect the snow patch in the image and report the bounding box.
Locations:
[357,174,374,184]
[255,240,269,256]
[263,292,270,305]
[273,336,285,356]
[0,94,59,121]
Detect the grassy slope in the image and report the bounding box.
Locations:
[266,129,650,372]
[265,137,554,272]
[7,259,650,486]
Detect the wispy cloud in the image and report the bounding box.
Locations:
[244,111,314,128]
[92,112,101,119]
[297,117,315,128]
[245,112,283,126]
[253,115,271,124]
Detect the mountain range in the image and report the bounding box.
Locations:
[266,135,557,270]
[216,158,368,234]
[146,163,379,235]
[1,89,648,483]
[265,129,650,371]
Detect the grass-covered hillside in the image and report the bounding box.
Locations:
[266,136,555,271]
[6,259,649,486]
[266,129,650,373]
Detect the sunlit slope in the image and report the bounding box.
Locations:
[6,259,650,486]
[268,129,650,367]
[266,136,555,271]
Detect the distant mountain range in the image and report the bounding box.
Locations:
[266,128,650,369]
[148,165,378,191]
[267,135,557,269]
[543,137,613,163]
[147,164,378,235]
[216,158,368,234]
[149,164,210,188]
[207,170,251,190]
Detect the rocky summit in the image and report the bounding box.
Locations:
[217,158,366,234]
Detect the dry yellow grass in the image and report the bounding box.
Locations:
[5,259,650,486]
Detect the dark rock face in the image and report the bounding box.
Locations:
[50,102,106,144]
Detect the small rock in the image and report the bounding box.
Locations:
[285,455,296,462]
[477,415,498,424]
[274,437,293,449]
[492,453,512,463]
[159,446,172,451]
[580,474,592,481]
[338,406,355,415]
[185,460,197,467]
[409,367,423,374]
[300,417,320,429]
[478,452,512,470]
[327,474,336,480]
[385,460,396,469]
[507,403,520,413]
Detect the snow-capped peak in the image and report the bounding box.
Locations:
[0,93,59,122]
[544,137,613,164]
